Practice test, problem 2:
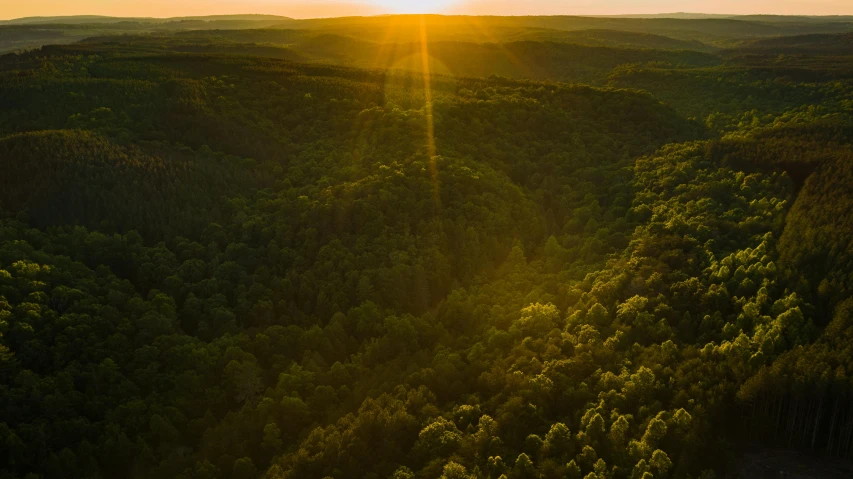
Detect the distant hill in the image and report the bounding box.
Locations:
[605,13,853,22]
[599,13,739,19]
[2,14,852,54]
[0,15,144,25]
[0,14,293,25]
[0,15,299,53]
[506,28,715,51]
[68,29,721,84]
[273,15,853,47]
[731,14,853,23]
[730,31,853,54]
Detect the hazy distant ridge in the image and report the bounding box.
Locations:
[0,14,294,25]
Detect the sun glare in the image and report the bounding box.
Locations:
[369,0,459,14]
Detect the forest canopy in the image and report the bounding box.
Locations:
[1,11,853,479]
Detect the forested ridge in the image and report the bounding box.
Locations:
[1,12,853,479]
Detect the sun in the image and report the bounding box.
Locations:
[369,0,460,14]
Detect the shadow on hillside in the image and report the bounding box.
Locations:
[733,445,853,478]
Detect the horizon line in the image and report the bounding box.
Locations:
[3,11,853,22]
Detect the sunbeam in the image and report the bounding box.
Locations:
[419,15,442,212]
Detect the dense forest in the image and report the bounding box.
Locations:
[1,12,853,479]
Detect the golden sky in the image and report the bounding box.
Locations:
[2,0,852,20]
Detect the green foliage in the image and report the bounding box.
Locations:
[0,14,852,479]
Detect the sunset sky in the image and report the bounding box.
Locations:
[2,0,852,20]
